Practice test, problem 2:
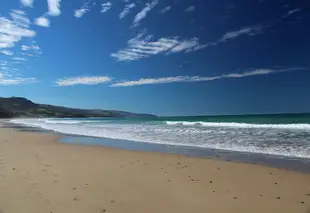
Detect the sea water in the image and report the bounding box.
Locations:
[10,114,310,159]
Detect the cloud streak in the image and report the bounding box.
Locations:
[112,25,264,61]
[1,50,13,56]
[74,0,95,18]
[110,67,306,87]
[101,2,112,13]
[111,32,203,61]
[160,6,171,14]
[0,75,37,85]
[119,3,135,19]
[20,0,33,7]
[132,0,158,27]
[35,17,50,27]
[0,10,35,49]
[185,5,195,13]
[56,76,112,86]
[47,0,62,16]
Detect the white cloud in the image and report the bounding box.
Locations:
[160,6,171,14]
[56,76,112,86]
[113,24,264,61]
[111,32,203,61]
[0,68,37,85]
[0,10,35,49]
[185,5,195,13]
[101,2,112,13]
[21,52,34,57]
[219,26,262,42]
[12,57,27,61]
[74,9,88,18]
[20,0,33,7]
[47,0,62,16]
[21,44,40,51]
[192,25,263,51]
[74,1,95,18]
[282,8,301,19]
[10,10,30,27]
[287,8,301,15]
[169,38,199,53]
[132,0,158,27]
[119,3,136,19]
[110,67,306,87]
[35,17,50,27]
[0,76,37,85]
[0,50,13,56]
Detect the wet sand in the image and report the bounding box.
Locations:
[0,127,309,213]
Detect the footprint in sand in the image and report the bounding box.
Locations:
[73,196,81,201]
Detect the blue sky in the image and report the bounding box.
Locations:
[0,0,309,116]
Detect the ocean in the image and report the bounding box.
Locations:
[10,113,310,159]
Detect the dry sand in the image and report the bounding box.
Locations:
[0,127,309,213]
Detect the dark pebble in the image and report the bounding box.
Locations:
[260,194,263,197]
[209,181,213,183]
[213,191,215,193]
[234,197,238,199]
[274,182,278,185]
[12,168,16,170]
[110,200,115,203]
[101,209,106,212]
[73,187,76,190]
[276,197,281,199]
[168,180,171,182]
[300,201,305,204]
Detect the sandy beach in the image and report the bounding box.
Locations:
[0,126,309,213]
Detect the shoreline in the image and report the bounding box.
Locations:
[0,125,310,213]
[4,120,310,173]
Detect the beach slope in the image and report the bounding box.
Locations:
[0,127,309,213]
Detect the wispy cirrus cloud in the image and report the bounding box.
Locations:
[47,0,62,16]
[0,73,37,85]
[74,0,95,18]
[21,44,40,51]
[12,57,27,61]
[119,3,136,19]
[55,76,112,86]
[110,67,306,87]
[20,0,33,7]
[0,50,13,56]
[111,31,204,61]
[160,5,171,14]
[0,10,35,49]
[192,25,263,51]
[132,0,158,27]
[35,17,50,27]
[112,24,264,61]
[101,2,112,13]
[185,5,195,13]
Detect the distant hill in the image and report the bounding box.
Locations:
[0,97,156,118]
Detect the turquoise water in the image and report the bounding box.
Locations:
[10,113,310,159]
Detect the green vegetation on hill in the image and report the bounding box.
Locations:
[0,97,155,118]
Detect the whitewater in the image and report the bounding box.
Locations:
[10,116,310,159]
